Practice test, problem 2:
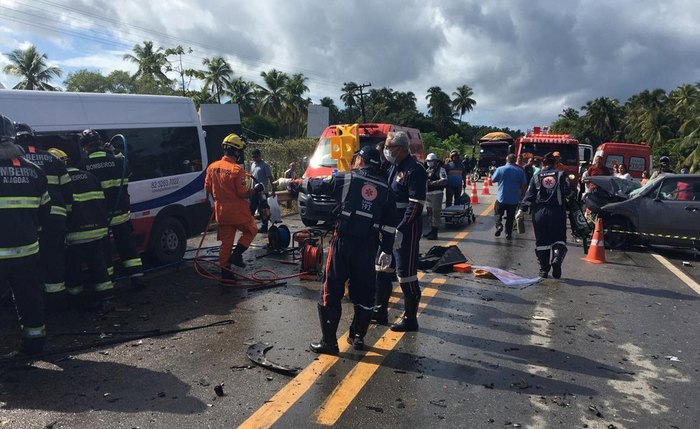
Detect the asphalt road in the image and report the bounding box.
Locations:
[1,192,698,429]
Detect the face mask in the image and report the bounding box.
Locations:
[427,161,437,168]
[383,149,396,164]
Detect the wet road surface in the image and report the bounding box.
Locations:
[1,192,698,429]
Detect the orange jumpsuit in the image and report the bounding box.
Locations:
[205,156,258,269]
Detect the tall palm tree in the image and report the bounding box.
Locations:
[340,82,359,109]
[201,56,233,103]
[226,77,257,115]
[282,73,310,136]
[581,97,623,145]
[3,45,62,90]
[451,85,476,123]
[426,86,453,135]
[257,69,288,119]
[122,41,170,82]
[668,83,699,117]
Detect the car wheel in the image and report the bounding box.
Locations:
[603,216,631,250]
[301,217,318,227]
[150,217,187,264]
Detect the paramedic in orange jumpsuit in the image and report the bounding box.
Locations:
[205,133,263,283]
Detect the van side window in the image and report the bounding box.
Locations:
[605,155,624,169]
[629,156,646,172]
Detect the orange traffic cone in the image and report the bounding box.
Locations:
[481,180,491,195]
[484,176,491,187]
[583,218,606,264]
[470,182,479,204]
[466,176,471,187]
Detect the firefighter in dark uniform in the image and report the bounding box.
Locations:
[77,129,145,288]
[277,146,396,353]
[374,131,427,332]
[521,153,573,279]
[49,148,113,309]
[0,116,50,354]
[15,123,73,306]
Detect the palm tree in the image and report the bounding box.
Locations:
[122,41,170,82]
[581,97,623,145]
[668,83,699,117]
[340,82,359,109]
[282,73,310,136]
[451,85,476,123]
[3,45,62,90]
[426,86,453,135]
[257,69,288,119]
[226,77,257,115]
[201,56,233,103]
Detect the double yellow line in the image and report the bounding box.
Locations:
[239,203,494,428]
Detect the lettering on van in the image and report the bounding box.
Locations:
[150,177,180,193]
[1,166,39,184]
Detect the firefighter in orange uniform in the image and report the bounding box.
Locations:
[205,133,263,283]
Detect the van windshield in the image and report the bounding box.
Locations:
[309,136,386,168]
[520,143,578,166]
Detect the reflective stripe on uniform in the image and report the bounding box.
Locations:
[89,151,107,158]
[397,274,418,283]
[123,258,143,268]
[72,191,105,202]
[374,224,396,234]
[66,227,108,245]
[535,245,552,250]
[50,205,67,217]
[44,282,66,293]
[46,175,60,185]
[0,196,42,209]
[22,325,46,338]
[0,241,40,259]
[41,191,50,205]
[107,266,114,276]
[359,175,389,188]
[109,212,131,226]
[427,190,444,196]
[355,210,373,218]
[59,173,71,185]
[94,281,114,292]
[409,198,425,205]
[101,178,128,189]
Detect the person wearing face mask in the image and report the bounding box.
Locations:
[373,131,427,332]
[423,153,447,240]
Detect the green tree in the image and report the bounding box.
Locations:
[106,70,135,93]
[258,69,289,119]
[3,45,62,90]
[201,56,233,103]
[64,69,109,92]
[549,108,580,135]
[226,77,258,116]
[581,97,623,147]
[165,45,195,96]
[282,73,310,136]
[452,85,476,124]
[319,97,341,124]
[426,86,453,136]
[122,41,171,82]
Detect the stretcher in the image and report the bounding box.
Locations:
[440,203,476,228]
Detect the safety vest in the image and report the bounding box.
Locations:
[65,167,109,245]
[0,156,50,259]
[337,170,391,237]
[533,169,565,205]
[426,165,447,194]
[79,150,131,226]
[445,160,465,188]
[20,144,72,228]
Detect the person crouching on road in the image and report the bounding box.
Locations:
[276,146,397,353]
[205,133,264,285]
[373,131,427,332]
[424,153,447,240]
[49,148,114,311]
[491,154,527,240]
[521,153,573,279]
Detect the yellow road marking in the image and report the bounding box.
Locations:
[238,201,495,429]
[314,278,445,425]
[650,251,700,296]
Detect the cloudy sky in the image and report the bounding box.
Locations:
[1,0,699,131]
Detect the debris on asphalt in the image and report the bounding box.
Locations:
[429,399,447,408]
[158,392,166,398]
[246,342,300,376]
[664,356,681,362]
[532,316,549,321]
[366,406,384,413]
[214,384,225,397]
[393,370,407,374]
[43,421,58,429]
[483,383,494,389]
[588,404,603,418]
[681,261,692,267]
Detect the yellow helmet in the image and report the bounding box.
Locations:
[48,148,69,164]
[222,133,245,150]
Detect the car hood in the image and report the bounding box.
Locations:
[601,198,639,220]
[586,176,641,198]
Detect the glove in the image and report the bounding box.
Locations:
[253,183,264,193]
[515,209,524,220]
[393,230,403,250]
[376,251,393,273]
[274,178,292,187]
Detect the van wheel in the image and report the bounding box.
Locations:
[302,218,318,227]
[150,217,187,264]
[604,216,631,249]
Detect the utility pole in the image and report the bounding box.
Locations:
[345,82,372,123]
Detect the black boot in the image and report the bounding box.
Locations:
[550,244,568,279]
[371,274,392,325]
[390,293,420,332]
[536,249,551,278]
[425,227,438,240]
[347,305,373,350]
[219,267,234,291]
[230,245,248,268]
[310,304,341,355]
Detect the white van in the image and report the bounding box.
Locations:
[0,90,238,263]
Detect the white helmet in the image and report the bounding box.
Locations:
[426,153,438,161]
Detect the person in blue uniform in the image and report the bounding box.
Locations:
[521,153,573,279]
[277,146,396,353]
[373,131,427,332]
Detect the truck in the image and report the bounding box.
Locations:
[299,123,425,226]
[515,127,580,186]
[0,90,240,264]
[473,132,512,181]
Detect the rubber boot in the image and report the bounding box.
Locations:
[536,249,551,278]
[425,227,438,240]
[309,304,341,355]
[550,244,568,279]
[347,305,373,351]
[390,293,420,332]
[371,274,392,325]
[230,245,248,268]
